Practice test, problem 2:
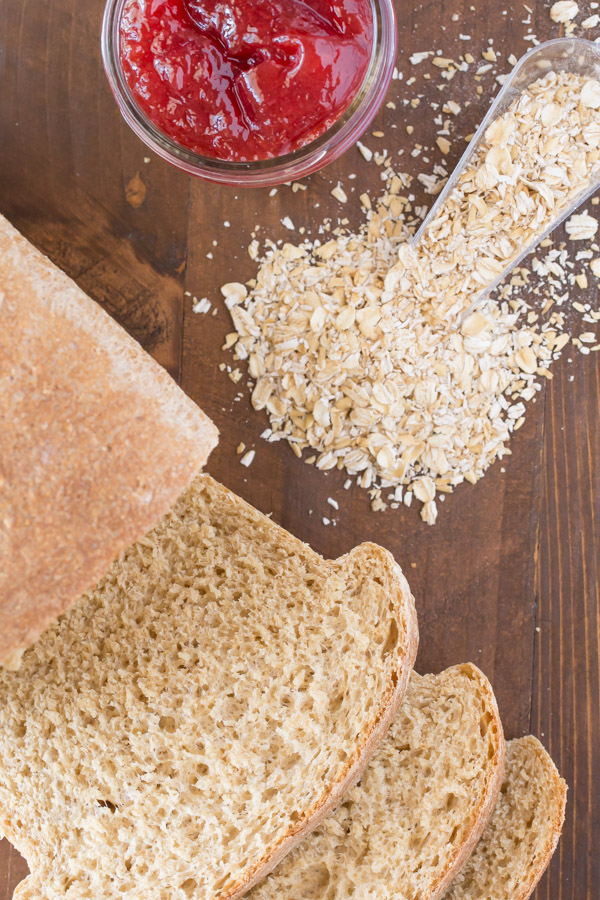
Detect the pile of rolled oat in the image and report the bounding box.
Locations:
[223,70,600,524]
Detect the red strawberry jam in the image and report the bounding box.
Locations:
[119,0,374,161]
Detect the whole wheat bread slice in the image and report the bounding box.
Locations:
[444,735,567,900]
[0,214,218,668]
[0,473,418,900]
[247,664,505,900]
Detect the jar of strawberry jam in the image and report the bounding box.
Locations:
[102,0,397,186]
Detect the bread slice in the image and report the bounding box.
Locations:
[444,736,567,900]
[0,214,218,668]
[246,664,505,900]
[0,473,418,900]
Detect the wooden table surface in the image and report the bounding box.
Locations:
[0,1,598,898]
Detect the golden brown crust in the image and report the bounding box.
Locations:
[224,543,419,900]
[0,214,218,664]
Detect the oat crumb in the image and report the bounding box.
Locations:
[240,450,255,467]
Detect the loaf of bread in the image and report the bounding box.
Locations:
[247,664,504,900]
[0,214,218,668]
[0,473,418,900]
[444,735,567,900]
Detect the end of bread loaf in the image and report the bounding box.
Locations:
[0,474,417,900]
[444,735,567,900]
[0,214,218,666]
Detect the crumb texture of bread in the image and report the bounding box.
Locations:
[0,213,218,665]
[249,664,504,900]
[0,474,417,900]
[444,736,567,900]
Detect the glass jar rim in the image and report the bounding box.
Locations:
[101,0,398,186]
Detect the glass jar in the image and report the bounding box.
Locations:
[101,0,398,187]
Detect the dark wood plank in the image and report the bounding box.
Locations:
[0,0,598,898]
[532,350,600,900]
[0,843,28,900]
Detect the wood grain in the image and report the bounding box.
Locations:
[0,1,598,898]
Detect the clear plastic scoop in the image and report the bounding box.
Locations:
[411,37,600,320]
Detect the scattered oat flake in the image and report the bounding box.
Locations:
[356,141,373,162]
[331,183,348,203]
[222,333,238,350]
[443,100,461,115]
[436,137,451,155]
[240,450,255,467]
[566,212,598,240]
[549,1,579,23]
[281,216,295,230]
[192,297,212,314]
[410,51,432,64]
[554,333,571,352]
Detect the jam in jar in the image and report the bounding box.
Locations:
[119,0,375,161]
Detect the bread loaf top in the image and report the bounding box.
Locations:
[0,214,218,666]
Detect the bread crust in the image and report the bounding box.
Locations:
[429,663,506,900]
[224,542,419,900]
[0,214,218,665]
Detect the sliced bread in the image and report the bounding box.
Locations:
[0,214,218,668]
[247,664,505,900]
[0,473,418,900]
[444,735,567,900]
